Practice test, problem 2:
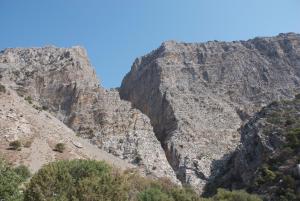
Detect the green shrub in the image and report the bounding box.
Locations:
[0,159,30,201]
[13,165,31,180]
[285,118,295,126]
[54,143,65,153]
[138,187,174,201]
[24,96,32,104]
[286,128,300,149]
[0,157,264,201]
[212,188,262,201]
[282,175,296,189]
[137,187,261,201]
[170,186,202,201]
[255,165,277,186]
[24,159,129,201]
[278,188,298,201]
[267,112,282,124]
[276,147,294,164]
[24,160,210,201]
[9,140,22,151]
[32,105,42,111]
[129,174,204,201]
[262,166,276,181]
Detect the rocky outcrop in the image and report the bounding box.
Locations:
[0,47,177,182]
[212,97,300,200]
[120,33,300,192]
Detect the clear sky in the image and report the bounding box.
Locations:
[0,0,299,88]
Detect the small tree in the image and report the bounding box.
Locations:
[54,143,65,153]
[9,140,22,151]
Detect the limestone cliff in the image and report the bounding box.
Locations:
[120,33,300,192]
[0,46,177,182]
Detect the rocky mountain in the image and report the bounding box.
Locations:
[1,33,300,195]
[120,33,300,192]
[0,46,177,183]
[210,96,300,200]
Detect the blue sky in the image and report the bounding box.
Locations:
[0,0,299,88]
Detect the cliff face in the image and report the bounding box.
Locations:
[120,33,300,191]
[0,47,177,183]
[212,97,300,200]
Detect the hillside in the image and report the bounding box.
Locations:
[0,85,133,172]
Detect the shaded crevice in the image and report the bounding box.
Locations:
[119,84,184,184]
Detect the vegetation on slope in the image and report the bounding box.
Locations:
[248,98,300,200]
[0,158,31,201]
[0,158,261,201]
[208,97,300,201]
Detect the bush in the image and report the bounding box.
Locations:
[24,159,129,201]
[262,166,276,182]
[138,187,173,201]
[212,188,262,201]
[32,105,42,111]
[0,157,264,201]
[24,160,210,201]
[0,83,6,93]
[13,165,31,180]
[23,140,33,148]
[170,186,202,201]
[24,96,32,104]
[9,140,22,151]
[54,143,65,153]
[295,94,300,100]
[282,175,296,189]
[137,185,263,201]
[128,174,203,201]
[134,153,143,164]
[286,128,300,149]
[0,159,30,201]
[42,105,48,110]
[278,188,298,201]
